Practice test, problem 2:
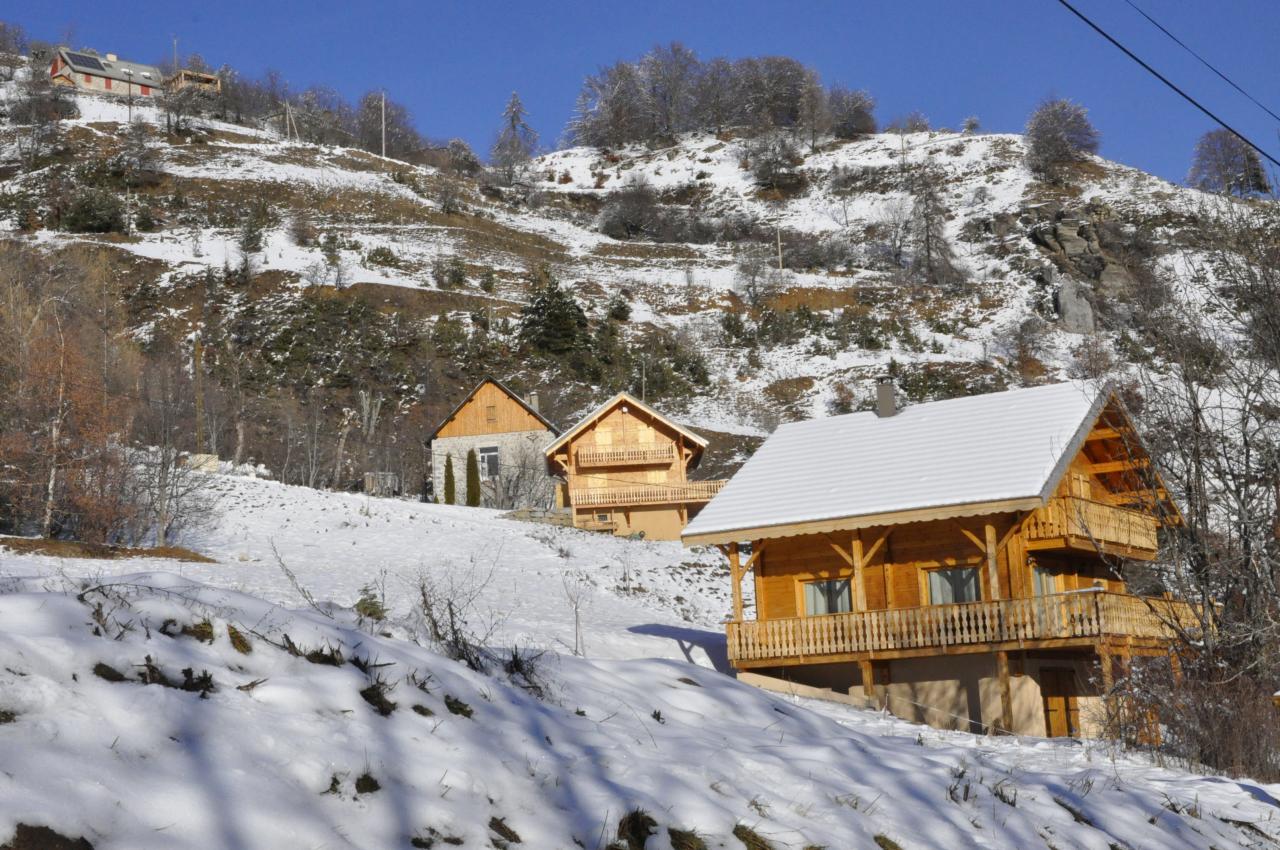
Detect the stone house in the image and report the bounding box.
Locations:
[428,378,559,509]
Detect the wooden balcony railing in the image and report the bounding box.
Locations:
[571,479,727,508]
[575,443,677,468]
[726,591,1198,664]
[1026,497,1159,553]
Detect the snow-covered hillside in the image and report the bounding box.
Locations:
[3,474,1280,850]
[0,83,1245,435]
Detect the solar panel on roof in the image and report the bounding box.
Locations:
[66,52,105,71]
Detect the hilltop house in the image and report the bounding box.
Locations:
[49,48,164,98]
[682,379,1193,738]
[428,377,559,509]
[545,392,726,541]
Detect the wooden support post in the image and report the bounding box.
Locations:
[1099,645,1114,692]
[728,542,743,623]
[996,650,1014,734]
[859,659,876,701]
[851,532,868,611]
[984,523,1001,601]
[1168,648,1183,685]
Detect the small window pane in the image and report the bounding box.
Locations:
[804,579,851,615]
[928,568,978,604]
[1033,566,1056,596]
[478,447,500,479]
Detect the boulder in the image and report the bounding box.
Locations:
[1055,277,1096,334]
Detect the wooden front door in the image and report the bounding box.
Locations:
[1041,667,1081,738]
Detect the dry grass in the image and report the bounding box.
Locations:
[732,824,775,850]
[0,536,214,563]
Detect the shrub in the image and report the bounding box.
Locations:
[366,246,399,267]
[443,455,456,504]
[63,189,124,233]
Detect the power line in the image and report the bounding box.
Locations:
[1121,0,1280,126]
[1054,0,1280,170]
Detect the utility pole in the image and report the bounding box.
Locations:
[172,36,178,76]
[124,68,134,122]
[380,90,386,158]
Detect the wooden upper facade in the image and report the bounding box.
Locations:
[545,393,726,540]
[430,377,556,442]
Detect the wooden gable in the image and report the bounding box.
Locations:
[433,379,552,440]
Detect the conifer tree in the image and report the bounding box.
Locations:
[518,266,588,356]
[464,448,481,507]
[491,91,538,185]
[443,454,456,505]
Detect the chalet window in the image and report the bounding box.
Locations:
[104,77,111,90]
[140,84,150,96]
[477,446,500,479]
[927,568,978,605]
[485,404,497,422]
[804,579,851,616]
[1032,565,1058,596]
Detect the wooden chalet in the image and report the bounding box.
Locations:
[683,380,1194,738]
[428,377,559,509]
[545,393,726,541]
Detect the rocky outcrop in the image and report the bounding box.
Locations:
[1027,209,1136,324]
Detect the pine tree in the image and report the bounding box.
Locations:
[518,267,588,355]
[491,91,538,185]
[464,448,481,507]
[443,454,456,505]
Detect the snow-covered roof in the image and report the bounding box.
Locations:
[683,381,1109,545]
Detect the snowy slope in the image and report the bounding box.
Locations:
[3,474,1280,849]
[1,83,1246,434]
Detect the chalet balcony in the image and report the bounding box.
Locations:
[571,479,727,508]
[1025,496,1159,556]
[726,591,1198,666]
[574,443,677,468]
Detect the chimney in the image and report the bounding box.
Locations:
[106,53,118,62]
[875,375,897,418]
[527,391,540,414]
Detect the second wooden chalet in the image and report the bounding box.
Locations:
[683,379,1194,738]
[545,393,726,540]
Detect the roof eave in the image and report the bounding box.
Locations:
[681,496,1048,547]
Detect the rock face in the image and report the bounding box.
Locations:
[1029,211,1135,324]
[1054,276,1096,334]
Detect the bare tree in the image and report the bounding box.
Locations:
[1106,201,1280,777]
[1025,97,1100,181]
[734,244,785,308]
[1188,129,1270,196]
[0,20,27,82]
[488,440,553,510]
[827,86,876,138]
[908,163,960,288]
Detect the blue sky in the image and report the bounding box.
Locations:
[12,1,1280,183]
